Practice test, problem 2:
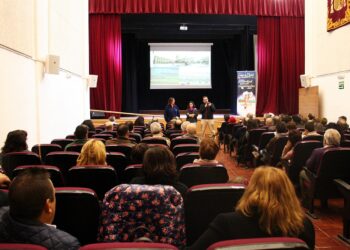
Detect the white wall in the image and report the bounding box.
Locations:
[0,0,90,148]
[305,0,350,121]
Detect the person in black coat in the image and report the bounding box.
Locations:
[164,97,180,123]
[188,167,315,250]
[199,96,216,138]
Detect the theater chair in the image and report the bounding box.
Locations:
[0,244,47,250]
[176,152,200,170]
[303,148,350,216]
[65,144,83,153]
[207,237,309,250]
[80,242,178,250]
[285,141,322,186]
[123,164,143,183]
[341,140,350,147]
[106,144,133,160]
[172,144,200,156]
[249,128,268,148]
[92,133,113,140]
[2,152,41,178]
[67,166,118,200]
[54,187,100,245]
[170,133,183,140]
[256,132,275,151]
[302,135,324,143]
[179,164,229,188]
[45,151,80,178]
[141,137,168,146]
[185,183,245,246]
[88,131,96,138]
[31,144,62,163]
[129,133,142,143]
[170,137,198,150]
[269,136,288,166]
[98,184,185,247]
[50,138,74,149]
[334,179,350,244]
[65,134,76,139]
[106,152,128,177]
[13,165,64,187]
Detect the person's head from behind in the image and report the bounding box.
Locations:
[74,125,88,140]
[305,121,315,133]
[77,139,106,166]
[236,167,304,236]
[9,168,55,224]
[150,122,162,135]
[143,147,177,183]
[108,116,116,123]
[199,138,219,161]
[174,119,182,130]
[276,122,287,134]
[117,124,129,138]
[308,113,315,121]
[288,130,302,147]
[130,143,149,164]
[188,101,195,109]
[104,121,114,132]
[321,117,328,126]
[186,123,197,136]
[228,116,236,124]
[125,121,134,132]
[324,128,341,147]
[82,119,95,131]
[246,119,258,131]
[338,116,347,124]
[134,116,145,127]
[224,114,230,122]
[265,117,274,127]
[1,130,28,155]
[292,115,302,124]
[286,121,297,131]
[181,121,190,133]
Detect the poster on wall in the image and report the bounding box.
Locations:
[327,0,350,31]
[236,71,256,117]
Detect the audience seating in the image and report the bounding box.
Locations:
[185,183,245,245]
[286,140,323,186]
[54,187,100,245]
[172,144,200,156]
[45,151,80,178]
[80,242,178,250]
[334,179,350,244]
[65,144,83,153]
[141,137,168,146]
[31,144,62,163]
[302,135,324,143]
[105,144,133,160]
[249,128,268,148]
[303,148,350,214]
[207,237,309,250]
[269,136,288,166]
[88,131,96,138]
[50,139,74,149]
[170,133,183,140]
[123,164,143,183]
[170,137,198,150]
[98,184,185,247]
[0,244,47,250]
[67,166,118,200]
[257,132,275,150]
[341,140,350,147]
[65,134,76,139]
[92,133,113,140]
[179,164,229,188]
[106,152,128,177]
[176,152,200,170]
[129,133,142,143]
[13,165,64,187]
[2,152,41,178]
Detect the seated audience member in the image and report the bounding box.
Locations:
[281,129,302,161]
[265,117,275,131]
[125,121,142,140]
[0,168,80,249]
[338,116,349,129]
[181,121,191,135]
[188,167,315,250]
[181,123,199,143]
[193,138,219,164]
[292,115,304,129]
[308,113,315,122]
[130,143,149,164]
[82,119,95,131]
[130,147,187,197]
[286,121,297,132]
[134,116,145,127]
[108,116,117,125]
[65,125,89,150]
[0,130,29,165]
[314,118,326,133]
[281,114,292,124]
[219,115,230,143]
[186,101,198,123]
[299,128,341,204]
[106,124,136,146]
[302,121,320,138]
[76,139,107,166]
[150,122,170,147]
[104,121,114,133]
[228,116,237,124]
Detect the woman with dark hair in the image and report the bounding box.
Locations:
[130,143,149,164]
[186,101,198,123]
[134,116,145,127]
[164,97,180,123]
[82,119,95,131]
[130,147,187,197]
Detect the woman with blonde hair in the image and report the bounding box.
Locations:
[188,167,315,250]
[77,139,107,166]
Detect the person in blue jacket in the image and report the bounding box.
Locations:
[164,97,180,123]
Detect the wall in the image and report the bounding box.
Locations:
[0,0,89,148]
[305,0,350,121]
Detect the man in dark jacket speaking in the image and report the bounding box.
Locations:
[199,96,216,138]
[0,168,80,249]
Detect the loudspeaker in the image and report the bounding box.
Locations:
[46,55,60,74]
[300,74,312,88]
[87,75,98,88]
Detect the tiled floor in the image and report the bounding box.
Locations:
[217,149,350,250]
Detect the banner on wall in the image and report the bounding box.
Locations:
[327,0,350,31]
[236,71,256,116]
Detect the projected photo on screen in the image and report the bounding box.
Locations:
[149,43,212,89]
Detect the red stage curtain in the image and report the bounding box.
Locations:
[256,16,304,115]
[89,0,304,17]
[89,15,122,114]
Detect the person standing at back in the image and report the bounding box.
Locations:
[199,96,216,138]
[164,97,180,123]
